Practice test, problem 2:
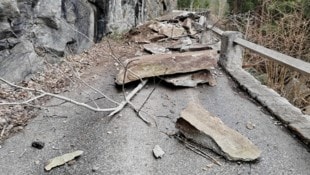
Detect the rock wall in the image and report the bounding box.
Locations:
[0,0,176,82]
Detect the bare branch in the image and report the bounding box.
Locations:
[0,77,116,112]
[108,79,148,117]
[62,60,120,105]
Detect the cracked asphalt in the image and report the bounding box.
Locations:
[0,63,309,175]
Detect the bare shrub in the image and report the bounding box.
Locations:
[224,0,310,109]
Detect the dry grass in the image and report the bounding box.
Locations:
[223,1,310,110]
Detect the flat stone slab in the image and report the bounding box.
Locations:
[176,102,261,161]
[143,43,168,54]
[116,50,218,85]
[163,70,216,87]
[149,21,186,38]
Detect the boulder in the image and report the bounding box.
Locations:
[0,40,43,82]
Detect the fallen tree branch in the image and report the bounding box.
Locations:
[128,102,152,125]
[43,48,120,105]
[0,77,147,113]
[108,79,148,117]
[62,60,120,105]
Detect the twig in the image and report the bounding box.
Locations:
[108,80,148,117]
[175,135,222,166]
[0,125,6,138]
[0,77,117,112]
[185,142,222,166]
[106,39,149,124]
[19,149,27,158]
[106,40,142,82]
[63,60,120,105]
[137,78,160,113]
[128,102,152,125]
[43,49,120,105]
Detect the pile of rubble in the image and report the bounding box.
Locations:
[121,11,221,87]
[116,11,261,163]
[1,11,262,171]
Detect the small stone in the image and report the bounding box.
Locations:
[107,131,112,134]
[153,145,165,159]
[206,163,214,168]
[246,122,255,130]
[92,166,99,172]
[31,141,45,149]
[35,160,40,165]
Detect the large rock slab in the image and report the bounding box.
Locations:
[115,50,218,85]
[176,102,261,161]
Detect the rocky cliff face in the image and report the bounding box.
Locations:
[0,0,176,82]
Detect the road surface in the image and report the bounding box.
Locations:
[0,63,309,175]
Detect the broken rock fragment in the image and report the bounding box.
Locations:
[149,22,186,38]
[116,50,218,85]
[44,150,83,171]
[153,145,165,159]
[163,70,216,87]
[176,102,261,161]
[182,18,197,35]
[143,43,168,54]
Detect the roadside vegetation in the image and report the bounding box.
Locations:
[178,0,310,111]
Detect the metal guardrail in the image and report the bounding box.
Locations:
[206,25,310,75]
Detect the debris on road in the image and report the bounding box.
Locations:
[246,122,256,130]
[176,102,261,161]
[115,50,218,85]
[149,21,186,38]
[153,145,165,159]
[31,141,45,149]
[163,70,216,87]
[175,134,222,166]
[44,150,83,171]
[143,43,169,54]
[120,12,221,88]
[92,165,100,172]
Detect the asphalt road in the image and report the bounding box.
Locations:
[0,65,309,175]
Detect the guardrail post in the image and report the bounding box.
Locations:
[220,31,243,70]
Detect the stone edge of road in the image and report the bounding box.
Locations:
[225,67,310,147]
